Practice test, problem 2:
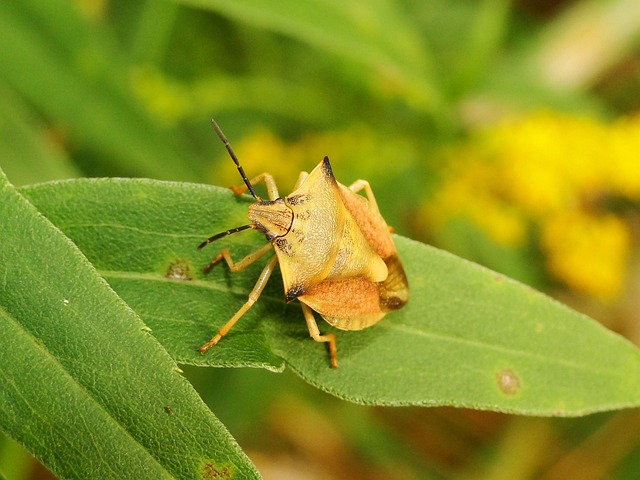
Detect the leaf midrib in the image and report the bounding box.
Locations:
[104,268,624,378]
[101,265,281,299]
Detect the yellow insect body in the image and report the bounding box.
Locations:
[198,121,409,367]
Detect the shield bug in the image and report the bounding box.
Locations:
[198,120,409,368]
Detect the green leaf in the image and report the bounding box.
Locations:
[283,239,640,414]
[0,172,259,478]
[0,82,81,186]
[21,178,640,416]
[177,0,444,115]
[0,0,201,181]
[22,178,285,371]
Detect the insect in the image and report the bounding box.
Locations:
[197,120,409,368]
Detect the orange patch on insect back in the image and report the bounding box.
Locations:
[300,278,386,330]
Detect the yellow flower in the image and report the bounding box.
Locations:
[211,129,306,192]
[423,110,640,300]
[485,112,607,217]
[424,151,526,246]
[605,115,640,197]
[541,211,629,300]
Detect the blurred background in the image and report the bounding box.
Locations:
[1,0,640,478]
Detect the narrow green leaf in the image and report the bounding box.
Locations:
[0,0,201,181]
[528,0,640,91]
[0,82,81,186]
[21,178,640,416]
[0,172,259,478]
[475,0,640,112]
[452,0,511,92]
[177,0,443,114]
[189,75,340,125]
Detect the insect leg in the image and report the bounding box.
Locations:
[292,171,309,190]
[231,173,280,200]
[203,242,273,273]
[199,255,278,354]
[348,179,382,213]
[300,303,338,368]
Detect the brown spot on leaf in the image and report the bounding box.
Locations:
[496,368,520,396]
[201,462,233,479]
[165,259,193,281]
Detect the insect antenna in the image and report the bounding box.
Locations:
[210,119,260,200]
[197,224,254,250]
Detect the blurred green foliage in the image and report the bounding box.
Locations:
[2,0,640,478]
